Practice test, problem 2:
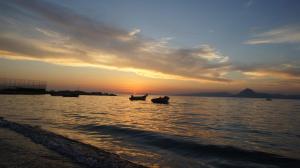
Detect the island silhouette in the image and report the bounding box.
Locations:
[180,88,300,100]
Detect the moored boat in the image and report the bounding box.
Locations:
[50,92,62,96]
[62,92,79,97]
[50,91,79,97]
[151,96,169,104]
[129,94,148,101]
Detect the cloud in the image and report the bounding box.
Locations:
[234,64,300,79]
[2,0,298,85]
[0,0,231,82]
[128,28,141,37]
[245,25,300,45]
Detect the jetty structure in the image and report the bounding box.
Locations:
[0,78,47,95]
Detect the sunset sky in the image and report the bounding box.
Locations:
[0,0,300,94]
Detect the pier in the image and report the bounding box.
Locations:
[0,78,47,95]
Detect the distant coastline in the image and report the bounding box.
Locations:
[0,89,117,96]
[179,88,300,100]
[48,90,117,96]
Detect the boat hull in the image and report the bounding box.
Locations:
[129,94,148,101]
[151,96,169,104]
[50,92,79,97]
[129,97,146,101]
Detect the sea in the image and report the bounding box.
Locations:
[0,95,299,167]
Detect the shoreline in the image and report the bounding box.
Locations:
[1,117,300,167]
[0,117,146,168]
[0,127,84,168]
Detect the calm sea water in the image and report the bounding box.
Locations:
[0,95,299,167]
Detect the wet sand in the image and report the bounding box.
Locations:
[0,118,146,168]
[0,128,83,168]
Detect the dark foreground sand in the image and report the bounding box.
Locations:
[0,128,83,168]
[0,118,146,168]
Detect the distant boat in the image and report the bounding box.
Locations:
[266,98,272,101]
[50,92,62,96]
[129,94,148,101]
[62,92,79,97]
[50,91,79,97]
[151,96,169,104]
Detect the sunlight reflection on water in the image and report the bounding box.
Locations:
[0,95,299,167]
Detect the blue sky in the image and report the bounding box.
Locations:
[0,0,300,93]
[55,0,300,54]
[41,0,300,64]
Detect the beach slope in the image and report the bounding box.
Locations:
[0,118,146,168]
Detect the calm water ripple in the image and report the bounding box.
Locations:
[0,95,299,167]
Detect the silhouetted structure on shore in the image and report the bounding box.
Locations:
[0,78,46,95]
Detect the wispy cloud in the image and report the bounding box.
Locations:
[128,28,141,37]
[245,25,300,45]
[234,64,300,79]
[245,0,254,8]
[0,0,231,82]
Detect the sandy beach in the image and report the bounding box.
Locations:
[0,118,145,168]
[0,128,83,168]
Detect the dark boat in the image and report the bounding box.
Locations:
[50,92,62,96]
[129,94,148,101]
[50,91,79,97]
[266,98,272,101]
[151,96,169,104]
[62,92,79,97]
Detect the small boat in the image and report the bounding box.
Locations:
[129,94,148,101]
[151,96,169,104]
[50,91,79,97]
[62,92,79,97]
[266,98,272,101]
[50,92,62,96]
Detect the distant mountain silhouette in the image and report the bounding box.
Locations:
[236,88,270,98]
[180,88,300,100]
[237,88,256,97]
